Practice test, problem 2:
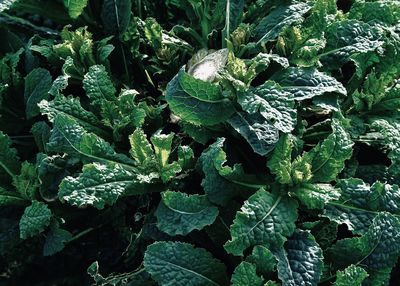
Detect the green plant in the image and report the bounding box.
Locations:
[0,0,399,285]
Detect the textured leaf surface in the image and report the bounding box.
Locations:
[59,163,142,209]
[304,119,353,182]
[270,67,347,100]
[144,241,228,286]
[19,201,52,239]
[328,213,400,285]
[231,262,262,286]
[334,265,368,286]
[294,183,340,210]
[275,230,323,286]
[224,190,298,256]
[254,2,311,44]
[47,114,133,166]
[246,245,277,276]
[238,82,296,133]
[228,112,279,156]
[156,191,218,236]
[39,95,108,137]
[83,65,116,105]
[24,68,52,119]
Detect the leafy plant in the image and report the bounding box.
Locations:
[0,0,399,285]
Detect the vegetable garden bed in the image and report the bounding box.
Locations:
[0,0,399,285]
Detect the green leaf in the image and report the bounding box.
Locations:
[267,134,294,185]
[83,65,116,105]
[129,129,154,166]
[238,81,296,133]
[275,230,323,286]
[254,2,312,45]
[59,162,149,210]
[101,0,132,34]
[228,112,279,156]
[12,162,38,200]
[47,114,133,166]
[155,191,219,236]
[328,213,400,286]
[166,68,235,126]
[0,187,25,206]
[349,1,400,26]
[320,20,384,69]
[270,67,347,100]
[231,262,262,286]
[334,265,368,286]
[48,75,69,97]
[324,178,400,234]
[39,95,109,138]
[63,0,89,19]
[144,241,229,286]
[293,183,340,210]
[24,68,52,119]
[303,119,353,182]
[43,221,72,256]
[246,245,277,276]
[0,131,21,180]
[31,121,51,152]
[150,133,182,182]
[19,200,52,239]
[222,0,245,46]
[0,0,18,12]
[224,190,298,256]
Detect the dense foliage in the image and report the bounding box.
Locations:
[0,0,399,285]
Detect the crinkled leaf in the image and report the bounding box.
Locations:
[224,190,298,256]
[275,230,323,286]
[19,200,52,239]
[144,241,229,286]
[328,213,400,286]
[156,191,218,236]
[293,183,340,210]
[270,67,347,100]
[83,65,116,105]
[246,245,277,276]
[334,265,368,286]
[0,131,21,180]
[231,262,262,286]
[228,112,279,156]
[238,81,296,133]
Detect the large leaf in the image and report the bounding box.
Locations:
[324,178,400,234]
[222,0,245,46]
[39,95,109,137]
[144,241,229,286]
[275,230,323,286]
[58,162,148,210]
[155,191,219,236]
[228,112,279,156]
[270,67,347,100]
[24,68,52,119]
[303,119,353,182]
[254,2,312,44]
[47,114,133,166]
[328,213,400,286]
[224,190,298,256]
[238,81,296,133]
[82,65,116,105]
[101,0,132,34]
[166,68,235,126]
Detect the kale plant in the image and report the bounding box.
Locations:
[0,0,399,285]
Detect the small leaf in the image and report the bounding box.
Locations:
[19,201,52,239]
[43,221,72,256]
[63,0,89,19]
[231,262,263,286]
[334,265,368,286]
